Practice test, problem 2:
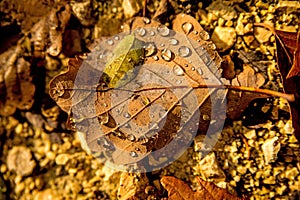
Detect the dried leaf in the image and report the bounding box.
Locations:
[152,0,170,21]
[161,176,245,200]
[50,14,227,171]
[30,4,71,57]
[0,43,35,116]
[117,172,149,200]
[225,61,267,119]
[274,28,300,140]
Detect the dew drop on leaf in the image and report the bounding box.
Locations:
[143,17,151,24]
[135,27,146,36]
[199,30,210,40]
[153,55,159,61]
[197,68,203,75]
[107,39,114,45]
[157,25,170,36]
[130,151,138,157]
[161,49,173,61]
[173,65,185,76]
[178,46,191,57]
[182,22,193,34]
[123,112,131,118]
[127,134,136,141]
[150,30,155,36]
[208,43,216,50]
[202,114,210,121]
[169,38,178,45]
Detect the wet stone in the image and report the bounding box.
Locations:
[211,26,236,52]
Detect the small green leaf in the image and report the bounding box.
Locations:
[103,34,144,88]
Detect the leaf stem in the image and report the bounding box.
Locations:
[132,84,296,102]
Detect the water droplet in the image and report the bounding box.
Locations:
[169,38,178,45]
[127,134,136,141]
[115,108,120,113]
[99,113,109,124]
[55,83,65,97]
[124,112,131,118]
[97,138,115,151]
[103,103,108,107]
[153,55,159,61]
[97,138,102,145]
[191,67,195,71]
[184,64,188,67]
[176,80,182,84]
[208,43,216,50]
[193,30,198,34]
[107,39,114,45]
[150,31,155,36]
[202,114,210,121]
[182,22,193,34]
[139,136,149,144]
[178,46,191,57]
[199,31,210,40]
[197,68,203,75]
[144,43,157,57]
[114,36,120,40]
[135,27,146,36]
[173,65,185,76]
[130,151,138,157]
[143,17,151,24]
[157,24,170,36]
[161,49,173,61]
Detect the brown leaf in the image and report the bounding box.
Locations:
[225,62,267,120]
[0,43,35,116]
[30,4,71,58]
[49,14,227,171]
[161,176,245,200]
[117,172,149,200]
[152,0,170,21]
[275,28,300,141]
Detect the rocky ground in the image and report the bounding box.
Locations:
[0,0,300,199]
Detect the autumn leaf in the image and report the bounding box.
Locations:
[252,23,300,141]
[161,176,246,200]
[226,64,267,120]
[48,14,297,171]
[49,14,228,171]
[0,40,35,116]
[275,29,300,141]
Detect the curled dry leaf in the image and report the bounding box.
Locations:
[0,40,35,116]
[274,28,300,141]
[30,4,71,58]
[225,62,267,120]
[117,172,149,200]
[161,176,245,200]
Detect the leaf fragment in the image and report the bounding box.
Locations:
[161,176,245,200]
